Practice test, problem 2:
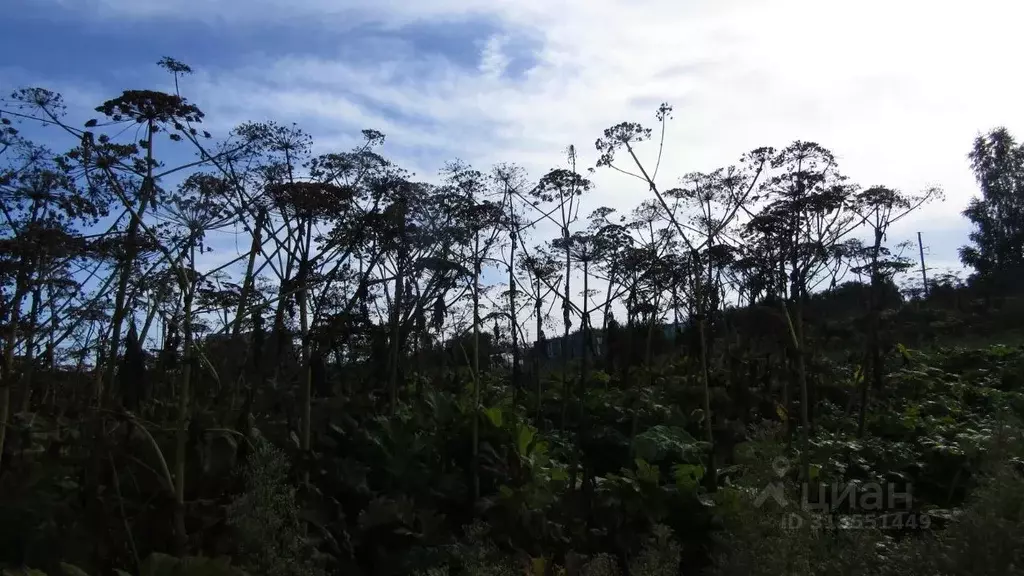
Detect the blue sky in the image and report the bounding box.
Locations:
[4,0,1024,287]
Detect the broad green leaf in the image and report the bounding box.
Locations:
[483,406,503,428]
[137,553,246,576]
[897,342,912,362]
[516,424,535,457]
[634,425,700,463]
[60,564,89,576]
[809,464,821,481]
[776,403,788,423]
[673,463,705,488]
[529,440,551,467]
[634,458,660,484]
[140,553,180,576]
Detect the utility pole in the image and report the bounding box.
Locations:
[917,232,928,297]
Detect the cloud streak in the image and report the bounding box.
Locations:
[15,0,1024,273]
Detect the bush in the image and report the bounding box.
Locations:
[226,435,324,576]
[712,423,1024,576]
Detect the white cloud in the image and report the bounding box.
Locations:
[40,0,1024,275]
[478,34,511,80]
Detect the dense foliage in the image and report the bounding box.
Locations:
[1,59,1023,576]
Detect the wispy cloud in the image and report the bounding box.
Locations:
[10,0,1024,268]
[478,34,511,80]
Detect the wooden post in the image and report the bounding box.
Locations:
[917,232,928,297]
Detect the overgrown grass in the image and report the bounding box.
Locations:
[710,421,1024,576]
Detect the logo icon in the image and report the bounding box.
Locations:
[753,456,790,508]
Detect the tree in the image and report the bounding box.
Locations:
[531,149,593,433]
[850,185,942,436]
[492,163,530,404]
[517,249,560,422]
[594,104,769,490]
[0,136,104,472]
[445,162,505,503]
[959,127,1024,295]
[743,141,859,481]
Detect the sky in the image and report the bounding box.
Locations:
[3,0,1024,293]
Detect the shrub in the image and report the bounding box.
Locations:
[226,436,324,576]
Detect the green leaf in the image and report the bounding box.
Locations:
[852,365,864,386]
[483,406,503,428]
[140,553,180,576]
[516,424,535,457]
[634,425,700,463]
[809,464,821,481]
[138,553,247,576]
[776,403,788,422]
[897,342,912,362]
[634,458,660,484]
[530,440,550,462]
[3,570,48,576]
[60,564,89,576]
[673,463,705,488]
